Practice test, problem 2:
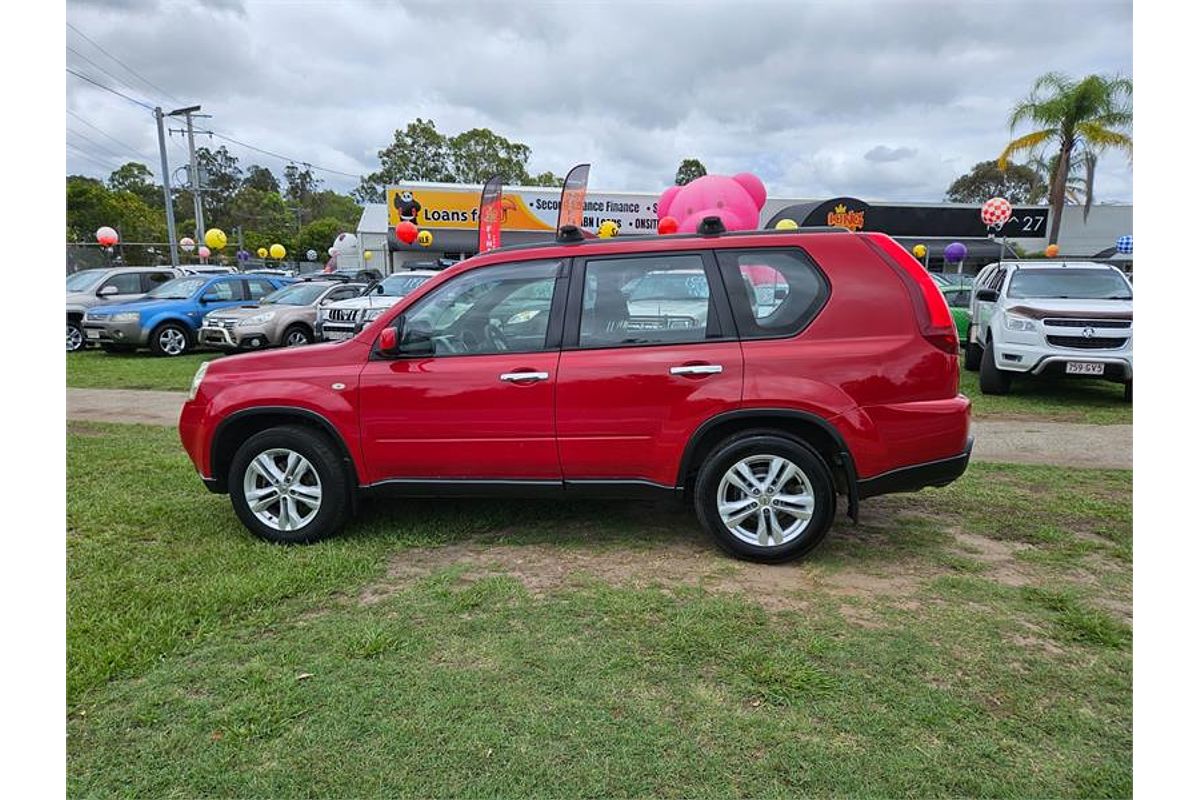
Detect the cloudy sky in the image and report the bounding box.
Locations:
[64,0,1133,203]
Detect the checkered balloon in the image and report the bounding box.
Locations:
[1116,235,1133,254]
[980,197,1013,227]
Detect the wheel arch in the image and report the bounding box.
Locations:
[676,408,860,520]
[209,406,360,499]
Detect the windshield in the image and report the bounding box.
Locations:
[629,273,710,302]
[262,283,327,306]
[376,274,432,297]
[67,270,107,292]
[147,276,206,299]
[1007,269,1132,300]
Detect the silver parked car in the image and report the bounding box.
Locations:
[199,279,365,350]
[316,270,440,341]
[66,266,179,352]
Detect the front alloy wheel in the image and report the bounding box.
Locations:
[67,322,84,352]
[243,448,323,532]
[151,323,190,357]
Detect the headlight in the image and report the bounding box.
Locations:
[112,311,140,323]
[361,308,386,322]
[187,360,209,402]
[239,311,276,326]
[1004,312,1037,332]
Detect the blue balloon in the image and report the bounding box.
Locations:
[1116,235,1132,254]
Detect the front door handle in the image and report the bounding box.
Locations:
[669,364,723,376]
[500,371,550,382]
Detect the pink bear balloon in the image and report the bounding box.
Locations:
[656,173,767,234]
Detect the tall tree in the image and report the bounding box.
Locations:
[194,145,243,223]
[447,127,533,184]
[528,170,563,187]
[107,162,160,208]
[306,190,363,228]
[945,160,1048,204]
[284,163,322,207]
[242,164,280,194]
[674,158,707,186]
[998,72,1131,244]
[295,217,348,263]
[356,118,454,202]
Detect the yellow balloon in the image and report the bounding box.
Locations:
[774,219,799,230]
[363,250,374,261]
[269,244,286,259]
[204,228,227,250]
[598,220,620,238]
[256,247,268,259]
[417,230,433,247]
[913,244,928,258]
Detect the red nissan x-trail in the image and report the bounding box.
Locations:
[180,225,972,563]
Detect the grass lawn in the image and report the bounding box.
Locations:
[958,362,1130,425]
[68,422,1131,797]
[67,349,222,392]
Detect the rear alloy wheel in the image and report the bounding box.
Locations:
[283,324,313,347]
[229,425,350,544]
[150,322,190,357]
[694,433,835,563]
[979,338,1012,395]
[67,322,84,352]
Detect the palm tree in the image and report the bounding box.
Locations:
[998,73,1131,244]
[1024,149,1099,217]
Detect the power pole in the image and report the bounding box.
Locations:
[167,105,209,244]
[154,107,180,268]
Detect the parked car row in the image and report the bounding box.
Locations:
[68,266,431,356]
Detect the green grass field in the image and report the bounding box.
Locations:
[67,349,220,391]
[67,423,1131,797]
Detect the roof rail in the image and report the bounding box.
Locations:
[484,225,854,255]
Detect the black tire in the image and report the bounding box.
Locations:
[1124,381,1132,403]
[979,338,1012,395]
[282,323,313,347]
[964,341,982,371]
[100,343,136,354]
[693,431,836,563]
[228,425,351,545]
[149,321,192,357]
[67,320,85,353]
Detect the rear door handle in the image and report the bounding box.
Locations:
[669,364,723,376]
[500,371,550,382]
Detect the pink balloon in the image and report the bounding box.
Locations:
[656,173,767,234]
[198,246,211,259]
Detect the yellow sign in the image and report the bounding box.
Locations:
[826,203,865,231]
[387,187,555,232]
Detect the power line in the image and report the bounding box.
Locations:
[68,129,129,162]
[67,110,155,163]
[67,142,119,170]
[66,67,155,111]
[205,130,361,179]
[65,21,185,106]
[66,46,156,106]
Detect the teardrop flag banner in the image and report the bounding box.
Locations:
[478,174,504,254]
[556,163,590,235]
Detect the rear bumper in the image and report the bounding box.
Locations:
[857,436,973,499]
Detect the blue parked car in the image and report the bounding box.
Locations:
[82,273,293,356]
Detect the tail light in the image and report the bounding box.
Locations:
[862,232,959,355]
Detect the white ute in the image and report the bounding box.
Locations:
[964,261,1132,401]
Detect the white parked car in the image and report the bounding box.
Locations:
[965,261,1132,400]
[315,269,439,341]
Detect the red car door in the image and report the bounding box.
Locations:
[555,251,743,489]
[358,259,567,485]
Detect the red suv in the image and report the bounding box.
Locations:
[180,227,972,562]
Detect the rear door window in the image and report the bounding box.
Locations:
[245,278,278,300]
[141,271,174,292]
[715,249,829,339]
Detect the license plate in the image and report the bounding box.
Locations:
[1065,362,1105,376]
[86,329,101,339]
[325,330,352,341]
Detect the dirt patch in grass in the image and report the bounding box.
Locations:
[949,528,1032,587]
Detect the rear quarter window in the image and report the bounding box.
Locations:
[716,248,830,339]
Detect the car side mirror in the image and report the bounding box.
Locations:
[98,285,118,297]
[199,293,218,304]
[975,288,999,303]
[399,317,436,357]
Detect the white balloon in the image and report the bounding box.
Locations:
[180,237,195,253]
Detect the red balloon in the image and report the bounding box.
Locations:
[395,221,419,244]
[657,216,679,235]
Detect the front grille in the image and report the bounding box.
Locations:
[326,308,359,323]
[1047,335,1128,350]
[1044,318,1131,329]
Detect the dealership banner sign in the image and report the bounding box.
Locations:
[766,196,1051,238]
[387,183,662,236]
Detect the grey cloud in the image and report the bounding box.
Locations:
[865,145,917,163]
